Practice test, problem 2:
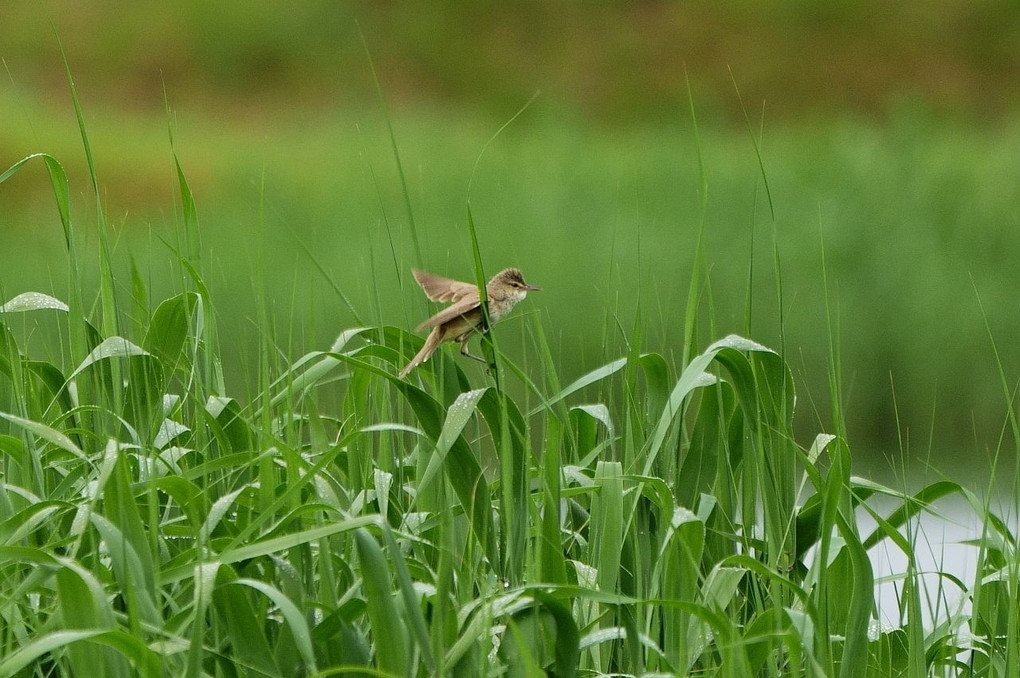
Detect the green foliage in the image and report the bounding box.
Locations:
[8,101,1020,455]
[1,262,1015,673]
[2,95,1019,678]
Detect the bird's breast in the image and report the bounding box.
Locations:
[488,290,527,322]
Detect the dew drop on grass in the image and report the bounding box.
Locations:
[0,291,69,313]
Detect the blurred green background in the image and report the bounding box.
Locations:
[2,1,1019,463]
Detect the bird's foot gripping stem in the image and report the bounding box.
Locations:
[459,341,488,365]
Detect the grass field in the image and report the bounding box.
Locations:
[2,77,1020,675]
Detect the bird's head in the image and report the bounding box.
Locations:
[490,268,541,296]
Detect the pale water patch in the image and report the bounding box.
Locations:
[862,491,1016,630]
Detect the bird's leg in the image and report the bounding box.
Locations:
[458,338,488,364]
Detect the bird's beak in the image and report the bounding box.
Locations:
[526,284,542,292]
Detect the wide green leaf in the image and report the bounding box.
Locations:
[144,292,201,377]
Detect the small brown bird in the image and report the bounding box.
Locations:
[399,268,541,378]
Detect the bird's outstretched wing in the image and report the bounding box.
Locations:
[412,269,479,303]
[416,297,483,331]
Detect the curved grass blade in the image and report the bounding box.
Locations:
[529,358,628,417]
[0,292,69,313]
[0,153,86,361]
[417,387,487,498]
[0,411,85,461]
[160,515,379,585]
[69,337,151,380]
[0,629,163,678]
[233,578,319,675]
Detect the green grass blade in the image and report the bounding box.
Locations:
[0,629,162,678]
[0,411,85,461]
[380,525,437,672]
[529,357,627,417]
[55,565,129,678]
[212,566,281,678]
[358,25,422,266]
[0,153,85,360]
[591,461,624,596]
[682,68,708,365]
[161,515,379,585]
[355,528,410,676]
[466,204,498,382]
[233,578,319,674]
[59,38,119,340]
[417,387,487,497]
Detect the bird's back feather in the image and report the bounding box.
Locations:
[411,269,479,304]
[416,297,483,331]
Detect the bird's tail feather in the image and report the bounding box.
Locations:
[399,328,442,378]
